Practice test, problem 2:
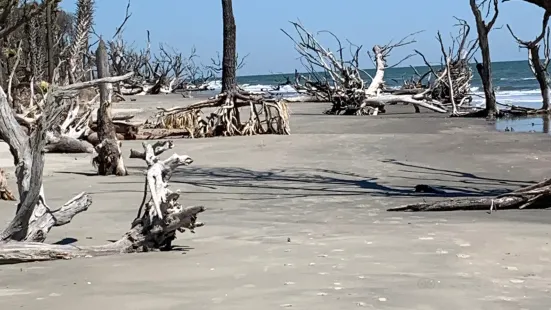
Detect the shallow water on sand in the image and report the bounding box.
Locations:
[495,115,551,134]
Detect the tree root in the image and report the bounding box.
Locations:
[93,139,128,176]
[388,178,551,212]
[155,90,291,137]
[0,142,205,263]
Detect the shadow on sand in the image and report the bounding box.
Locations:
[57,160,535,200]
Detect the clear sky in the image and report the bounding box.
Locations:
[60,0,544,76]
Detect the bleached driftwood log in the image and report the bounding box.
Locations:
[0,142,204,263]
[93,39,128,176]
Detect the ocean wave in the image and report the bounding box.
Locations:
[498,77,536,81]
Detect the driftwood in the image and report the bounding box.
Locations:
[44,132,94,153]
[0,142,204,264]
[0,85,93,242]
[93,39,127,176]
[129,140,173,159]
[388,178,551,212]
[0,169,16,201]
[282,22,449,116]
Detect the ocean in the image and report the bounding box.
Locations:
[206,60,542,110]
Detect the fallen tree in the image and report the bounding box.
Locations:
[388,177,551,212]
[282,22,450,115]
[154,0,290,137]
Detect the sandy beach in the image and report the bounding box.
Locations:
[1,95,550,309]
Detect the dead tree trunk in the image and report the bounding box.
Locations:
[46,2,54,83]
[507,12,551,112]
[0,89,92,242]
[531,45,551,110]
[221,0,236,92]
[155,0,290,137]
[93,39,127,176]
[470,0,499,118]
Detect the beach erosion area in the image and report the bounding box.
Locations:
[1,91,551,309]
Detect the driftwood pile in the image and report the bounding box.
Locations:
[281,21,482,117]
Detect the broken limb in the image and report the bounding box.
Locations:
[129,140,174,159]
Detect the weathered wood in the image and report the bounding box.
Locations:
[470,0,499,118]
[129,140,173,159]
[388,178,551,212]
[0,169,15,201]
[86,132,126,146]
[44,132,94,153]
[93,39,127,176]
[507,11,551,111]
[0,142,204,264]
[0,86,91,242]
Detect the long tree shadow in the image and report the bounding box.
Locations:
[161,163,531,200]
[55,161,534,201]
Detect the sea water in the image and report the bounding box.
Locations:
[206,60,545,133]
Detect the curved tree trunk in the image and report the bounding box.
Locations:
[221,0,237,92]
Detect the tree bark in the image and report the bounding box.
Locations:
[470,0,499,118]
[221,0,237,92]
[46,2,54,83]
[529,45,551,110]
[94,39,127,176]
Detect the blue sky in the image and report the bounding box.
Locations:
[61,0,544,76]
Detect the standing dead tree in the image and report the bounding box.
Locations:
[93,39,127,175]
[282,22,448,115]
[154,0,290,137]
[428,18,478,115]
[507,11,551,112]
[470,0,500,119]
